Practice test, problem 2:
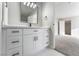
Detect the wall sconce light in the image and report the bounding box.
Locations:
[33,4,37,8]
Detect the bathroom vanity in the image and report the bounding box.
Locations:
[2,25,49,56]
[0,2,51,56]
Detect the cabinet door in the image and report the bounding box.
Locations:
[35,34,43,48]
[23,35,34,56]
[35,29,49,52]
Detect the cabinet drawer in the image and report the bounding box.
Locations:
[7,47,22,56]
[23,29,39,35]
[7,36,22,49]
[7,29,22,36]
[36,38,49,47]
[39,28,48,31]
[23,35,34,55]
[39,32,49,36]
[38,29,49,35]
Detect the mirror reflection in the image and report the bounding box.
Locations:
[20,2,37,24]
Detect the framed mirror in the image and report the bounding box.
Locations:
[20,2,38,24]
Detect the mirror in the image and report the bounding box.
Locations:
[20,2,37,24]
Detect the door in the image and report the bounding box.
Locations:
[23,35,34,56]
[65,20,71,35]
[58,20,65,35]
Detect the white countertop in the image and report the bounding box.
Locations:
[2,25,50,29]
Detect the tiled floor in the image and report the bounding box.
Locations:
[35,48,65,56]
[55,35,79,56]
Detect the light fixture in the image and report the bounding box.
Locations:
[33,4,37,8]
[23,2,26,5]
[27,2,30,6]
[23,2,37,9]
[4,2,7,7]
[30,3,34,7]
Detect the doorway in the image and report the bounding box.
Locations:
[65,20,71,35]
[58,19,71,35]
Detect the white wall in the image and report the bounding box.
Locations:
[7,2,21,25]
[55,2,79,18]
[42,2,55,49]
[7,2,42,26]
[37,2,42,26]
[71,17,79,38]
[7,2,54,26]
[42,2,54,25]
[0,2,2,55]
[0,3,2,26]
[2,3,8,25]
[55,2,79,36]
[7,2,29,25]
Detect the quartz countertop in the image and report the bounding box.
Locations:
[2,25,50,29]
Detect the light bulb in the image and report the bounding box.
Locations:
[30,3,34,7]
[33,4,37,8]
[23,2,26,5]
[27,2,30,6]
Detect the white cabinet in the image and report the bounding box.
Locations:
[23,35,35,55]
[23,28,49,56]
[35,29,49,52]
[2,29,23,56]
[2,28,49,56]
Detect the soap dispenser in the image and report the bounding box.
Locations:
[29,23,31,27]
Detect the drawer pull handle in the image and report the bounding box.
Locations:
[34,30,38,32]
[12,52,19,56]
[34,36,38,41]
[12,31,19,33]
[12,41,19,43]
